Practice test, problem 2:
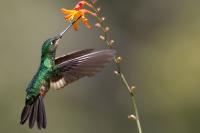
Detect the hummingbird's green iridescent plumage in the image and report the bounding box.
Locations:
[20,37,60,129]
[25,38,56,105]
[20,22,115,130]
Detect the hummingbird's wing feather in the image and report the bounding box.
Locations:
[55,49,94,65]
[50,49,116,90]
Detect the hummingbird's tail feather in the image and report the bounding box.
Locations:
[20,105,33,125]
[20,95,47,129]
[29,97,39,128]
[37,96,47,129]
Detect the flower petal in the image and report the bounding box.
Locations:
[60,1,96,31]
[80,9,96,17]
[60,8,76,15]
[73,21,79,31]
[82,17,92,29]
[84,2,93,8]
[73,11,83,20]
[74,1,94,10]
[64,15,72,21]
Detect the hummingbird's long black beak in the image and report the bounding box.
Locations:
[59,15,82,38]
[53,16,82,48]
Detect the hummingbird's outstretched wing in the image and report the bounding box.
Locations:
[50,49,116,90]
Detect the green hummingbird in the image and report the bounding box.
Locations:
[20,20,115,129]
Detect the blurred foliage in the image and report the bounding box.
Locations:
[0,0,200,133]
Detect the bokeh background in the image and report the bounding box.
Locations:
[0,0,200,133]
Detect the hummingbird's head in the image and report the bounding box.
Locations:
[41,16,82,56]
[42,35,62,55]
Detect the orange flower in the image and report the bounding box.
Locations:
[60,1,96,31]
[74,1,93,10]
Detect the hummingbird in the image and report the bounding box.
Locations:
[20,19,116,129]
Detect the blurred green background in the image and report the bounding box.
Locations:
[0,0,200,133]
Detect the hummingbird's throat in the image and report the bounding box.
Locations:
[54,38,61,48]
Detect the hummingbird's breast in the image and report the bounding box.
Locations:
[26,65,52,99]
[25,56,55,104]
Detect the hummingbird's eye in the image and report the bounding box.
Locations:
[51,39,57,45]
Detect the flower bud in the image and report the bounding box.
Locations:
[114,70,119,75]
[110,40,115,44]
[116,56,122,63]
[101,16,106,21]
[104,26,110,32]
[128,114,136,120]
[99,35,105,40]
[131,86,136,92]
[95,23,101,28]
[97,7,101,12]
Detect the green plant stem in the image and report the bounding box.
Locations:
[120,72,142,133]
[87,1,143,133]
[131,95,143,133]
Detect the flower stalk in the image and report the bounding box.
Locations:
[60,1,143,133]
[86,1,143,133]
